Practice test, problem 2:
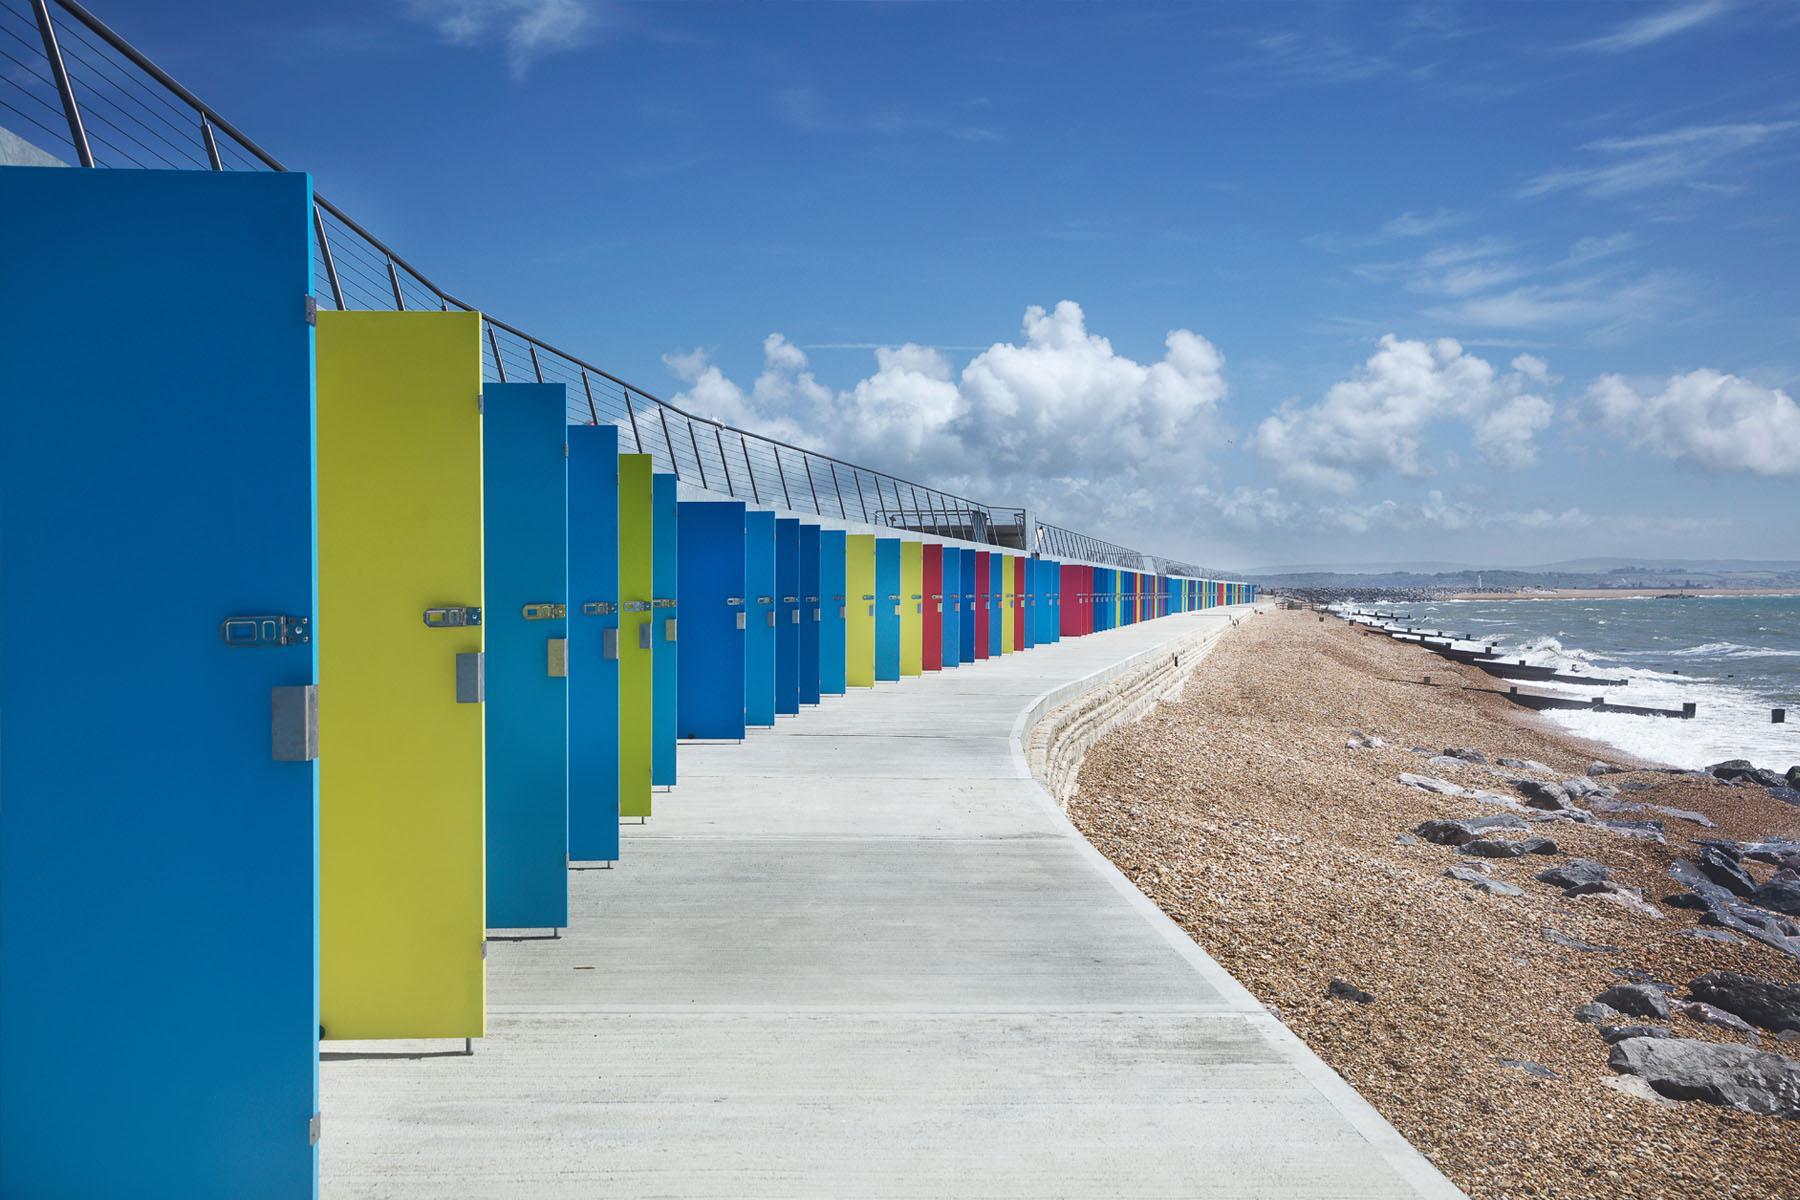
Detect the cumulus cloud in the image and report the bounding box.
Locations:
[405,0,597,78]
[1585,369,1800,476]
[1247,335,1555,493]
[663,301,1230,525]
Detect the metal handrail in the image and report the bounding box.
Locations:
[5,0,1243,583]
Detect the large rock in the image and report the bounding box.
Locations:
[1600,1024,1669,1043]
[1588,761,1625,776]
[1462,836,1558,858]
[1498,756,1554,774]
[1414,814,1528,846]
[1443,747,1488,764]
[1445,865,1522,896]
[1754,875,1800,917]
[1709,760,1789,789]
[1673,1000,1760,1043]
[1789,766,1800,790]
[1697,846,1760,897]
[1596,983,1672,1020]
[1536,858,1609,893]
[1399,773,1470,797]
[1607,1037,1800,1118]
[1515,780,1573,811]
[1688,972,1800,1034]
[1561,775,1611,799]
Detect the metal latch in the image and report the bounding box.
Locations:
[522,603,566,620]
[735,612,747,630]
[652,598,677,609]
[727,596,744,607]
[756,595,773,605]
[455,652,484,703]
[222,614,310,647]
[664,618,678,642]
[639,623,653,649]
[271,685,318,762]
[782,595,798,603]
[581,601,616,616]
[624,600,651,612]
[601,629,620,660]
[424,607,482,629]
[547,637,568,677]
[304,296,318,327]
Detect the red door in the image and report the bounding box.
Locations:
[1012,557,1026,648]
[973,551,990,659]
[922,544,942,671]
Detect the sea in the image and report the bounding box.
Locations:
[1347,595,1800,772]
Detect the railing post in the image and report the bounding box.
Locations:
[487,322,508,382]
[803,456,821,516]
[741,436,761,504]
[579,370,600,425]
[528,344,544,383]
[622,388,644,453]
[659,405,681,480]
[773,446,793,510]
[715,426,734,497]
[828,462,847,520]
[32,0,93,167]
[386,258,406,310]
[311,206,346,310]
[852,470,869,524]
[200,115,223,169]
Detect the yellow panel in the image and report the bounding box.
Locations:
[1001,556,1016,654]
[619,455,654,818]
[317,311,484,1040]
[845,534,875,687]
[899,541,922,676]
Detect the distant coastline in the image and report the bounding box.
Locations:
[1440,587,1800,601]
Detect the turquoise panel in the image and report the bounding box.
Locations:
[652,473,678,786]
[875,537,901,681]
[568,423,620,862]
[745,511,776,724]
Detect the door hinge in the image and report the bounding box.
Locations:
[455,652,485,703]
[309,1113,321,1146]
[547,637,568,677]
[477,391,485,414]
[303,296,318,326]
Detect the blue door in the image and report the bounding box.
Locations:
[799,524,822,705]
[875,537,901,681]
[1046,562,1062,643]
[484,383,569,930]
[568,423,620,863]
[941,547,961,668]
[1022,559,1038,650]
[818,529,847,694]
[745,511,777,725]
[1,168,318,1198]
[677,501,747,739]
[775,517,800,716]
[959,549,977,663]
[651,473,679,786]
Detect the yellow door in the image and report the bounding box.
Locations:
[900,541,923,676]
[845,534,875,687]
[316,311,485,1040]
[1000,556,1016,654]
[619,455,653,819]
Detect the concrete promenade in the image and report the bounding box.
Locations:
[320,610,1462,1198]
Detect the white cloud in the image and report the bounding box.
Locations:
[1248,335,1556,493]
[405,0,597,78]
[1585,369,1800,476]
[1201,484,1591,538]
[664,302,1230,523]
[1425,270,1679,341]
[1521,120,1796,200]
[1571,0,1729,53]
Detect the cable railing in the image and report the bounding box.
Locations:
[6,0,1214,577]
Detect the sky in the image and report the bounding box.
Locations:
[68,0,1800,571]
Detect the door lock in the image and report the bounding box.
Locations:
[424,606,482,629]
[222,614,310,647]
[521,603,565,620]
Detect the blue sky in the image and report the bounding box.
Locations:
[89,0,1800,570]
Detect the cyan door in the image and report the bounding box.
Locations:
[799,524,822,705]
[775,517,800,715]
[745,511,777,724]
[483,383,569,931]
[818,529,847,695]
[875,537,901,681]
[1,168,319,1198]
[568,424,620,862]
[652,473,679,786]
[941,546,961,668]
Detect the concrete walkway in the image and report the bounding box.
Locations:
[321,611,1462,1198]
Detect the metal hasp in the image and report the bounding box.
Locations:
[521,602,566,620]
[664,619,678,642]
[601,629,620,660]
[424,606,482,628]
[623,600,651,612]
[271,685,319,762]
[546,638,568,677]
[221,614,311,647]
[638,624,653,650]
[581,601,616,616]
[455,652,484,703]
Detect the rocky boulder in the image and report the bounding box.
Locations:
[1697,846,1760,897]
[1607,1037,1800,1118]
[1688,972,1800,1034]
[1536,858,1610,893]
[1708,760,1789,789]
[1515,780,1573,811]
[1443,747,1488,764]
[1596,983,1672,1020]
[1462,836,1558,858]
[1414,814,1528,846]
[1444,865,1522,896]
[1754,874,1800,917]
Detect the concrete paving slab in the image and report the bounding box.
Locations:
[320,610,1463,1198]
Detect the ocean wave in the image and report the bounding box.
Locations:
[1666,641,1800,660]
